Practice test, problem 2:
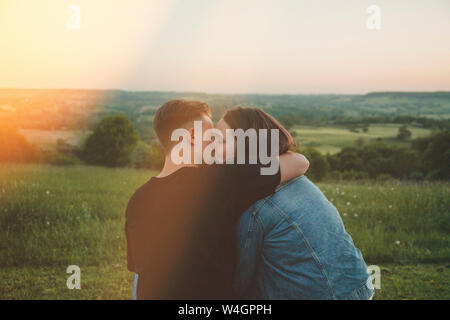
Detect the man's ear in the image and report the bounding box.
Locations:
[188,127,195,146]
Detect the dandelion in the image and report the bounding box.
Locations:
[395,240,400,245]
[354,213,358,217]
[46,221,50,226]
[46,190,50,195]
[341,192,345,195]
[353,195,357,199]
[347,201,351,206]
[388,205,392,209]
[343,213,347,216]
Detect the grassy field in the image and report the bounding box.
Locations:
[0,164,449,300]
[293,124,432,154]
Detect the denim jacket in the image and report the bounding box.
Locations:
[235,176,373,300]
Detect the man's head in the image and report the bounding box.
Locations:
[153,100,213,155]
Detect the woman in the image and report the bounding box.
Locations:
[217,107,374,300]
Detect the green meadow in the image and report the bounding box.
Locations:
[0,164,449,300]
[293,124,432,154]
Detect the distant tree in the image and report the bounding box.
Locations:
[397,125,412,141]
[422,131,450,179]
[412,135,432,152]
[355,137,365,147]
[81,114,139,167]
[360,146,387,178]
[278,114,301,131]
[301,148,330,181]
[335,147,365,172]
[388,148,419,179]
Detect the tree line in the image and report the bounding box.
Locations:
[1,114,449,181]
[300,131,450,181]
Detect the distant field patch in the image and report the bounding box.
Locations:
[293,124,432,154]
[19,129,90,150]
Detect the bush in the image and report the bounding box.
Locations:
[130,141,165,170]
[388,148,419,179]
[301,148,330,181]
[81,115,139,167]
[342,169,368,180]
[397,125,412,140]
[376,173,394,182]
[409,170,424,181]
[327,170,342,181]
[422,131,450,179]
[425,169,442,181]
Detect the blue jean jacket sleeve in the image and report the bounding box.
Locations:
[234,206,264,298]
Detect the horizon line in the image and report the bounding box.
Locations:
[0,87,449,96]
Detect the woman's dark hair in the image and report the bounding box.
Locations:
[222,106,296,156]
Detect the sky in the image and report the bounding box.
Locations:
[1,0,449,94]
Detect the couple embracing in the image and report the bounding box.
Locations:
[125,99,373,300]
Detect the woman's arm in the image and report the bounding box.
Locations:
[213,152,309,219]
[279,151,310,183]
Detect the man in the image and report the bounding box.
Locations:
[125,99,309,299]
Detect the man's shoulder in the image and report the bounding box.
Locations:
[125,180,155,219]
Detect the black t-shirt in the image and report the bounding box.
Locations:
[125,164,280,299]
